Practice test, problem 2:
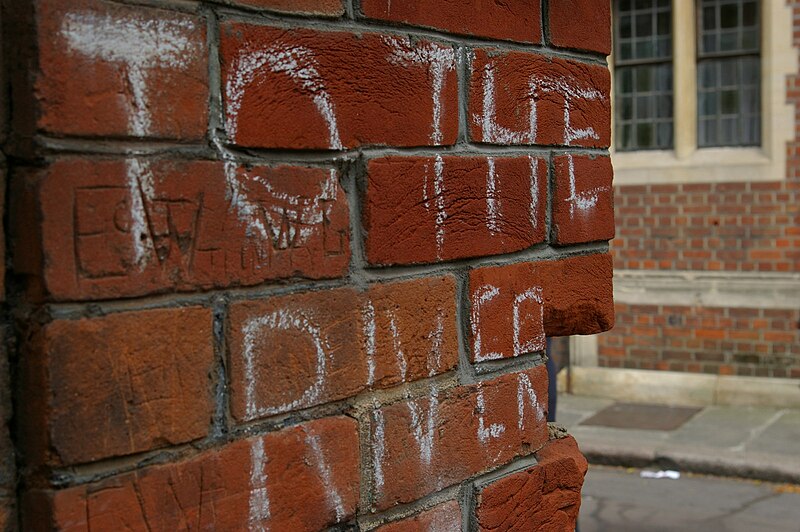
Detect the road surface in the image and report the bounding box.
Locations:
[579,465,800,531]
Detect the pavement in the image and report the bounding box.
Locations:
[558,393,800,485]
[579,465,800,531]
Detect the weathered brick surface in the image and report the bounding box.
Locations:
[22,158,349,301]
[228,276,458,422]
[361,0,541,43]
[231,0,344,15]
[220,23,459,149]
[547,0,612,55]
[553,154,614,245]
[21,307,214,466]
[475,436,587,531]
[24,417,359,531]
[35,0,208,139]
[371,367,549,510]
[364,156,547,265]
[6,0,613,527]
[469,50,610,148]
[376,500,462,531]
[470,254,615,340]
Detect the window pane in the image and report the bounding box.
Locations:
[697,57,761,147]
[720,3,738,29]
[615,0,671,62]
[614,64,673,151]
[699,0,760,55]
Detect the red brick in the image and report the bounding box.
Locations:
[376,500,462,532]
[470,254,614,341]
[475,436,587,531]
[469,267,545,363]
[35,0,208,139]
[228,276,458,422]
[371,367,549,510]
[469,50,610,148]
[24,417,359,531]
[21,158,349,301]
[553,154,614,245]
[547,0,611,55]
[220,23,458,150]
[231,0,344,15]
[361,0,541,43]
[20,307,214,467]
[364,156,547,265]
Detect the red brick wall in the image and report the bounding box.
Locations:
[599,304,800,378]
[597,1,800,379]
[2,0,613,529]
[613,182,800,273]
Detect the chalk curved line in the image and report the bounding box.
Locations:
[471,284,503,362]
[513,286,545,357]
[223,158,339,255]
[242,308,328,421]
[226,45,342,150]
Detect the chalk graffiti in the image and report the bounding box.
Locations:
[226,45,342,149]
[303,427,346,523]
[248,437,271,531]
[242,309,329,420]
[408,388,439,466]
[474,60,605,146]
[517,373,546,431]
[564,154,609,218]
[60,11,200,137]
[471,285,502,362]
[529,156,540,230]
[62,11,200,270]
[486,157,501,235]
[476,383,506,444]
[513,287,545,357]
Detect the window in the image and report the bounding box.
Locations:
[614,0,673,151]
[610,1,793,185]
[697,0,760,147]
[614,0,759,151]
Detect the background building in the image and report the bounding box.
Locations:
[567,0,800,405]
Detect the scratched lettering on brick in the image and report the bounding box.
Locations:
[38,159,350,300]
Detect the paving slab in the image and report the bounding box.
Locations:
[746,409,800,455]
[666,405,779,449]
[581,402,701,431]
[560,393,800,484]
